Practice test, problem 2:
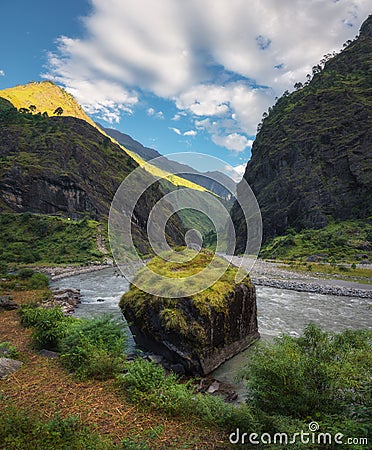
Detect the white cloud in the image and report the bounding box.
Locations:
[0,70,5,76]
[169,127,197,137]
[224,163,247,182]
[212,133,252,152]
[183,130,197,137]
[169,126,182,135]
[147,107,164,119]
[45,0,370,148]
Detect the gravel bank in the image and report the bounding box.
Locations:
[231,257,372,299]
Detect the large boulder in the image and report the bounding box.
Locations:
[120,250,259,375]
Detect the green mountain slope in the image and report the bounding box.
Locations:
[232,15,372,254]
[0,97,185,256]
[0,81,209,194]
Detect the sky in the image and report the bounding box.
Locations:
[0,1,370,178]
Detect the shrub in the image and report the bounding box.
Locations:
[18,305,71,351]
[28,272,49,289]
[60,315,127,380]
[245,324,372,421]
[119,358,257,430]
[18,268,35,279]
[0,406,116,449]
[0,341,21,359]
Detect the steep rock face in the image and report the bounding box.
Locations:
[120,252,259,375]
[231,15,372,250]
[0,99,185,252]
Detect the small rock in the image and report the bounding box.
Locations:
[0,357,23,379]
[38,349,60,359]
[96,298,105,302]
[0,296,18,311]
[207,380,220,394]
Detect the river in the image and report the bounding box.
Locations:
[51,268,372,397]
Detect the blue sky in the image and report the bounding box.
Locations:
[0,1,370,177]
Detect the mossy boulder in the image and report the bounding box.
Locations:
[120,249,259,375]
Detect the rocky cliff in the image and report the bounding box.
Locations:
[231,15,372,251]
[0,97,185,253]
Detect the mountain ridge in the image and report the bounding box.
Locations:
[231,15,372,253]
[0,81,210,195]
[0,97,185,253]
[100,124,236,200]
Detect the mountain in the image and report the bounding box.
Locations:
[231,15,372,253]
[0,81,211,197]
[101,125,236,200]
[0,96,185,254]
[0,81,97,129]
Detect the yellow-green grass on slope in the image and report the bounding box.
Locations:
[0,81,208,194]
[0,81,97,128]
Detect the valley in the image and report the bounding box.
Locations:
[1,12,371,450]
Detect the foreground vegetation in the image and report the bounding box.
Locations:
[1,270,370,448]
[0,213,106,269]
[3,300,370,448]
[260,218,372,263]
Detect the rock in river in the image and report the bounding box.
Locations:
[120,250,259,375]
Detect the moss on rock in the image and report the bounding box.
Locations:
[120,249,258,375]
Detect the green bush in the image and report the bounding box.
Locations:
[18,308,127,379]
[28,272,49,289]
[0,342,21,359]
[17,268,35,279]
[18,305,72,351]
[60,315,127,380]
[245,324,372,421]
[119,358,257,430]
[0,406,116,449]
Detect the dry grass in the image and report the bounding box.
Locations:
[0,290,229,449]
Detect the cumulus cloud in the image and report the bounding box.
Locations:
[183,130,197,137]
[44,0,370,147]
[0,70,5,76]
[169,126,182,135]
[212,133,252,152]
[224,163,247,182]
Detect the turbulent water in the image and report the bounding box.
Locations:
[52,268,371,396]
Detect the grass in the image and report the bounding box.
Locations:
[0,81,97,126]
[0,212,106,267]
[121,248,251,319]
[260,219,372,263]
[278,261,372,284]
[0,288,229,449]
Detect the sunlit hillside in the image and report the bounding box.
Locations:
[0,81,207,193]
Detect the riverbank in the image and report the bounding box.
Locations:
[39,263,114,280]
[40,257,372,299]
[231,257,372,299]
